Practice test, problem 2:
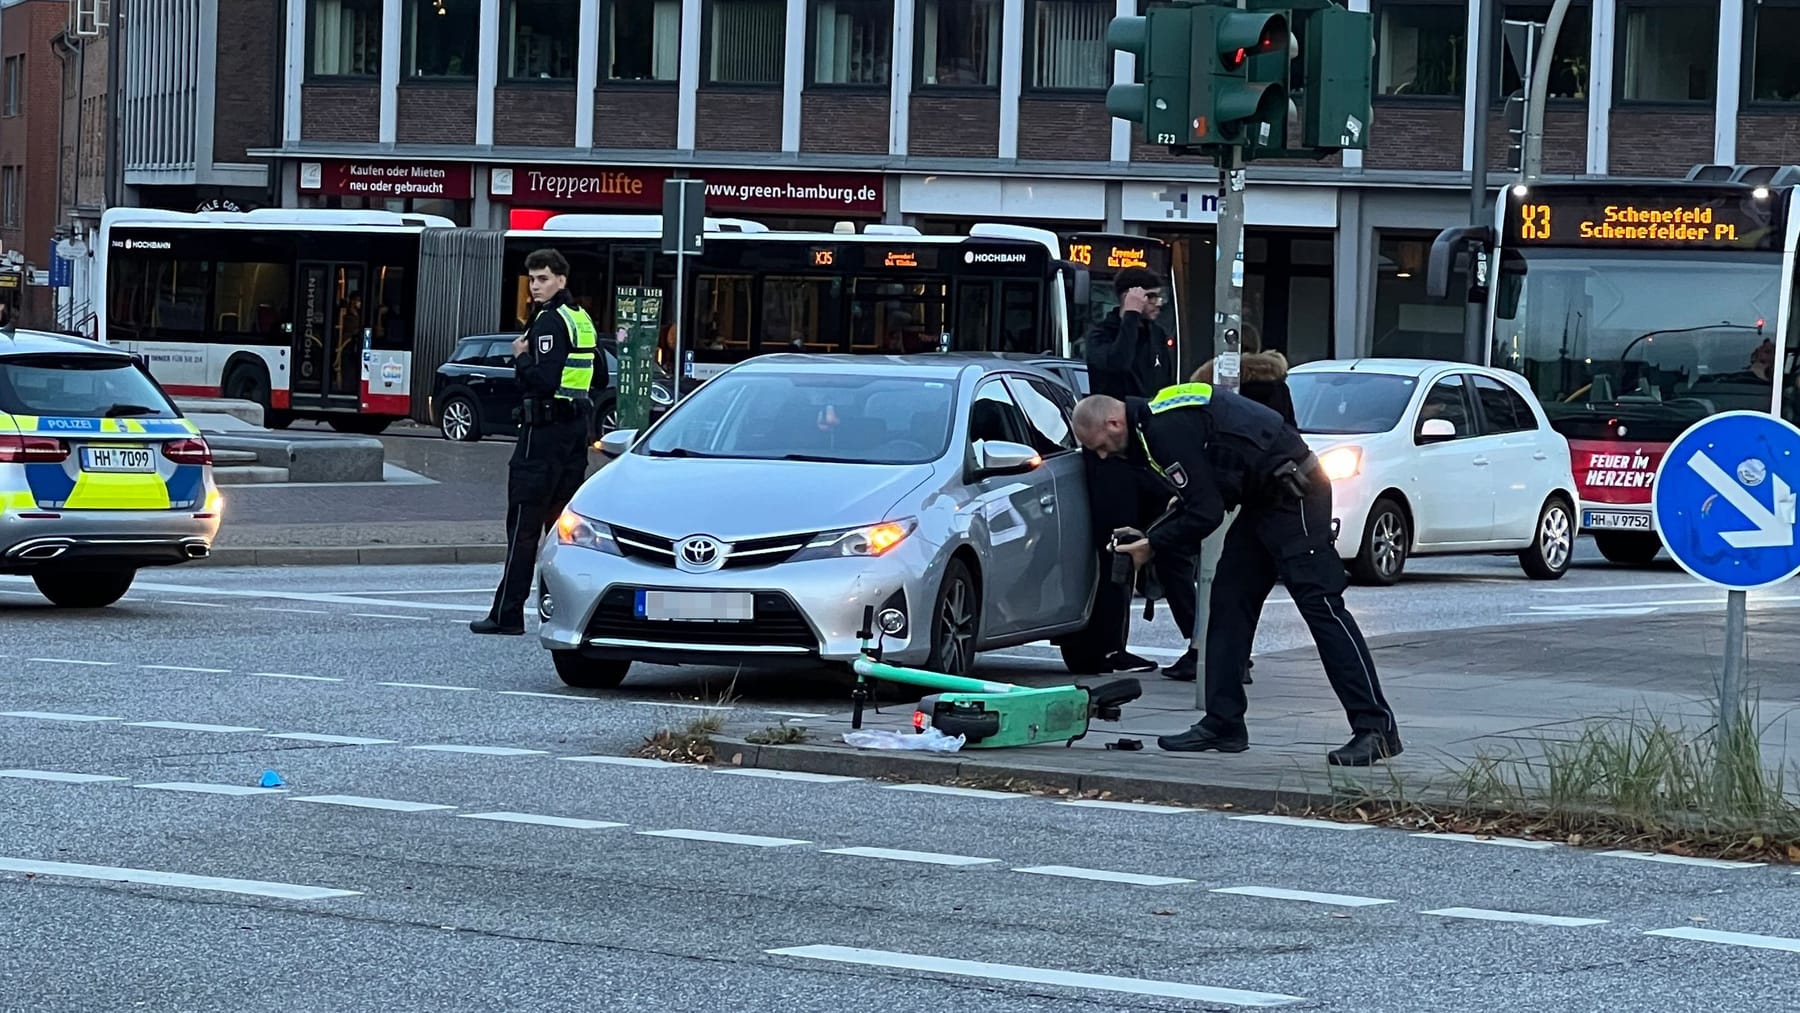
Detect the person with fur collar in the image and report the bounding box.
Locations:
[1189,348,1297,426]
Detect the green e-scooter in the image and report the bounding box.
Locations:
[848,605,1143,748]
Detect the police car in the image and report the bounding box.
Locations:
[0,329,222,608]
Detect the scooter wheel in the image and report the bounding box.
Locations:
[929,710,1001,744]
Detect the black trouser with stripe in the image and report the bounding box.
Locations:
[1083,451,1198,655]
[484,415,591,627]
[1199,469,1397,738]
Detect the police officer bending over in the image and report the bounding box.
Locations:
[1071,384,1402,767]
[471,248,605,636]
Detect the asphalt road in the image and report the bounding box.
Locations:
[3,547,1799,1009]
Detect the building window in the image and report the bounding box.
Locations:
[1029,0,1109,91]
[606,0,681,81]
[1,167,17,228]
[403,0,480,78]
[1374,2,1464,96]
[1499,3,1589,98]
[1617,3,1714,101]
[505,0,580,80]
[810,0,892,86]
[2,56,20,116]
[1750,4,1800,102]
[705,0,785,85]
[308,0,381,77]
[918,0,1001,87]
[1371,233,1466,361]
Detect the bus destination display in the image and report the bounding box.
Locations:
[1507,192,1780,251]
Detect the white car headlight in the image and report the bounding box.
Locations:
[555,509,621,555]
[1319,446,1362,481]
[792,518,918,561]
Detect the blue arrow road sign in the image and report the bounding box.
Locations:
[1652,410,1800,590]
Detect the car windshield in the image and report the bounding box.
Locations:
[638,370,956,465]
[1288,371,1419,434]
[0,354,179,419]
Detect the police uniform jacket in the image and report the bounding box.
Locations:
[1128,383,1312,559]
[516,290,607,402]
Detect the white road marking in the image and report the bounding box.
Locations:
[1014,865,1195,887]
[1057,800,1199,814]
[0,711,118,722]
[765,711,828,719]
[267,732,398,746]
[377,682,480,692]
[1538,581,1709,595]
[627,701,734,712]
[1228,814,1373,831]
[134,782,287,797]
[1646,927,1800,953]
[1423,907,1607,927]
[711,769,861,784]
[1410,832,1556,850]
[1211,886,1394,907]
[0,856,362,901]
[0,576,494,614]
[140,665,231,674]
[350,613,431,621]
[765,945,1306,1006]
[26,658,117,666]
[1596,850,1766,869]
[341,588,495,596]
[253,672,344,682]
[498,691,597,701]
[407,744,549,757]
[637,829,810,847]
[253,606,330,615]
[125,721,263,734]
[821,847,998,866]
[289,794,455,813]
[559,756,701,769]
[881,784,1027,800]
[0,769,125,784]
[457,812,627,830]
[163,600,228,608]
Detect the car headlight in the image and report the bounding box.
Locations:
[555,509,622,555]
[1319,446,1362,481]
[791,518,917,561]
[650,382,674,406]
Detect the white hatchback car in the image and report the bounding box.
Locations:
[1286,358,1580,585]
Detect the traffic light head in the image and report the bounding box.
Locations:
[1191,8,1290,146]
[1105,7,1196,150]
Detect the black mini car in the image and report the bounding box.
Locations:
[429,333,675,442]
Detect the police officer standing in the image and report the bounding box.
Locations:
[1070,385,1402,767]
[471,248,605,636]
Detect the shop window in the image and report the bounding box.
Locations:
[506,0,580,80]
[1029,0,1109,91]
[1750,4,1800,103]
[607,0,681,80]
[1374,2,1464,97]
[1617,2,1714,102]
[213,262,292,339]
[1499,3,1588,98]
[308,0,382,77]
[1371,232,1465,361]
[810,0,893,86]
[705,0,786,85]
[403,0,479,78]
[917,0,1001,87]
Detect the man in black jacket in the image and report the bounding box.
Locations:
[1078,268,1197,678]
[1071,386,1402,768]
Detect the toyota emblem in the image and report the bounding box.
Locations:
[677,535,723,570]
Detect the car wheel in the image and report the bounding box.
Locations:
[33,568,135,608]
[553,650,630,690]
[1519,496,1575,580]
[440,394,480,442]
[1350,497,1408,586]
[926,558,980,677]
[1594,531,1662,565]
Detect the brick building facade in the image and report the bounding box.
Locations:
[1,0,78,326]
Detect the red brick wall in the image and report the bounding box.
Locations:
[1,1,71,324]
[396,86,477,145]
[214,0,277,162]
[1366,103,1462,170]
[908,95,997,158]
[595,87,678,148]
[1485,104,1587,174]
[1734,114,1800,166]
[801,92,888,155]
[60,28,110,217]
[495,87,576,148]
[1609,109,1713,179]
[696,91,780,151]
[301,85,379,142]
[1018,98,1109,162]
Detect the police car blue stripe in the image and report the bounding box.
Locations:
[27,417,193,435]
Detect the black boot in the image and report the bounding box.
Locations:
[1327,730,1403,766]
[470,617,524,636]
[1157,723,1249,753]
[1161,648,1197,682]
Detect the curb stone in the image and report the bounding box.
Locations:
[193,544,508,567]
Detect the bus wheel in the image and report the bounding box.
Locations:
[222,362,271,415]
[1593,531,1661,565]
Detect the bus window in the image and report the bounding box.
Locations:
[760,276,844,352]
[694,273,752,361]
[953,284,993,352]
[1001,281,1041,353]
[368,262,411,350]
[213,261,291,341]
[850,278,947,353]
[143,259,211,338]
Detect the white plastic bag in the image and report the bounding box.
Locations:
[842,727,965,752]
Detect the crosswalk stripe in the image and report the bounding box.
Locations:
[1211,886,1393,907]
[0,856,361,901]
[821,847,998,866]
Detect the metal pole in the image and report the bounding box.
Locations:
[1521,0,1572,181]
[1718,589,1747,795]
[1463,0,1495,365]
[671,248,686,401]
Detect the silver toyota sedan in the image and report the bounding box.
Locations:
[535,353,1099,689]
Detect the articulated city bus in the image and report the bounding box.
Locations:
[1428,165,1799,564]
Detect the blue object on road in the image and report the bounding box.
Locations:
[259,769,285,788]
[1652,409,1800,591]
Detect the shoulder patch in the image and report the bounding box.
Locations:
[538,334,555,354]
[1167,462,1188,488]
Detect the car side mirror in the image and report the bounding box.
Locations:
[599,429,637,458]
[1416,418,1456,444]
[974,439,1041,477]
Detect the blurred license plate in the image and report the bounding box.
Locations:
[1584,510,1652,530]
[80,446,155,473]
[635,590,754,622]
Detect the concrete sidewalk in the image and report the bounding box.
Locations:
[717,608,1800,809]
